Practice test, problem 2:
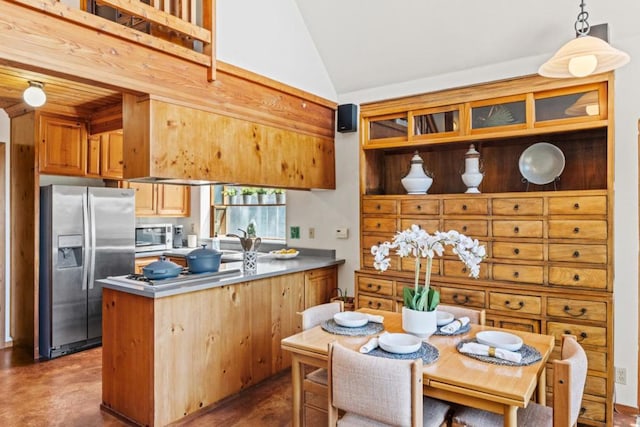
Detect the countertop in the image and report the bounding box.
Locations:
[99,253,344,299]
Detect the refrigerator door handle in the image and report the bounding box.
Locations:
[82,192,89,291]
[88,192,97,289]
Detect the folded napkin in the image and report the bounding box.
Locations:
[359,332,388,353]
[459,342,522,363]
[440,316,470,334]
[366,314,384,323]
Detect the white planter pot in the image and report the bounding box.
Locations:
[230,195,243,205]
[402,306,437,338]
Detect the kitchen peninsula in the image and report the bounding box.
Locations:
[99,252,343,426]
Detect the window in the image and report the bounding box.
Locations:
[211,185,286,240]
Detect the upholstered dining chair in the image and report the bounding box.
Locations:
[438,304,486,325]
[298,301,344,424]
[450,334,587,427]
[327,342,451,427]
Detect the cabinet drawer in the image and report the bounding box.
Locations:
[548,196,606,215]
[548,244,607,264]
[443,199,488,215]
[492,264,543,284]
[492,198,543,216]
[489,292,541,315]
[362,198,396,214]
[357,276,393,296]
[548,220,607,239]
[548,266,607,289]
[362,217,397,233]
[578,397,606,423]
[400,199,439,215]
[485,315,540,333]
[493,220,543,238]
[547,297,606,322]
[357,295,394,311]
[362,251,398,271]
[361,233,391,249]
[547,368,607,397]
[547,321,606,347]
[551,346,607,373]
[492,242,543,261]
[400,257,440,275]
[442,220,488,237]
[396,282,440,299]
[439,287,485,308]
[443,260,489,279]
[400,219,440,233]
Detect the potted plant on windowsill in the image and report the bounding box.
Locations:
[241,187,257,204]
[256,187,268,204]
[223,187,240,205]
[273,188,286,204]
[371,225,486,338]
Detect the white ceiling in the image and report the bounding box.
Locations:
[293,0,640,94]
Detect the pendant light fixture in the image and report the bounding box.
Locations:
[538,1,630,78]
[23,81,47,107]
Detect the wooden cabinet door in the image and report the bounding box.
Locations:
[86,134,101,177]
[157,184,190,217]
[126,182,157,216]
[100,132,124,179]
[39,115,86,176]
[304,267,337,309]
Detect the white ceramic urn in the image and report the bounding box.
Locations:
[461,144,484,193]
[401,151,433,194]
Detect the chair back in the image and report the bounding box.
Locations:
[327,342,422,426]
[300,301,343,330]
[553,335,588,427]
[438,304,486,325]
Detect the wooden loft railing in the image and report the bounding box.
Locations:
[8,0,216,80]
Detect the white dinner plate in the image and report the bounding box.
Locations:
[269,250,299,259]
[378,333,422,354]
[476,331,523,351]
[333,311,368,328]
[436,311,454,326]
[518,142,565,185]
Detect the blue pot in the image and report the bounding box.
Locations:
[187,245,222,273]
[142,256,183,280]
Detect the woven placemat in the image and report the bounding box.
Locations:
[321,319,385,336]
[456,339,542,366]
[367,342,439,364]
[434,322,471,336]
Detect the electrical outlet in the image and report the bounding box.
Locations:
[615,367,627,385]
[309,227,315,239]
[290,226,300,239]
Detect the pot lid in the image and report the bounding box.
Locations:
[188,244,221,259]
[143,256,181,273]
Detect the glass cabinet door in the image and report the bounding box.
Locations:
[535,88,602,123]
[471,98,526,131]
[410,106,460,138]
[366,113,408,144]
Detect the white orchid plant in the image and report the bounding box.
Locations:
[371,225,486,312]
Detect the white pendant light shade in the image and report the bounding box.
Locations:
[23,81,47,107]
[539,35,630,78]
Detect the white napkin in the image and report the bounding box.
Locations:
[366,314,384,323]
[359,332,388,353]
[459,342,522,363]
[440,316,470,334]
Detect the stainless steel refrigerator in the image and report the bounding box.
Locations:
[39,185,135,359]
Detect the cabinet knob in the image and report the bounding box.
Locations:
[573,274,580,281]
[513,271,520,278]
[462,204,468,211]
[376,204,381,210]
[574,203,580,210]
[513,226,519,234]
[376,223,381,228]
[513,248,520,255]
[462,267,468,274]
[563,305,587,317]
[453,294,470,304]
[573,227,580,234]
[573,251,580,258]
[579,331,588,341]
[579,407,586,416]
[462,225,468,232]
[513,204,519,211]
[505,300,524,310]
[417,205,422,210]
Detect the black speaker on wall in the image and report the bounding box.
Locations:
[337,103,358,133]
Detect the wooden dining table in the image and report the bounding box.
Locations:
[281,308,555,427]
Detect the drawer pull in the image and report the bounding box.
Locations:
[564,330,588,341]
[572,251,580,258]
[574,203,580,210]
[462,225,468,232]
[376,302,382,309]
[563,305,587,317]
[579,407,586,416]
[513,226,520,234]
[376,223,382,228]
[462,204,468,211]
[505,300,524,310]
[513,248,520,255]
[461,267,468,274]
[453,294,470,304]
[367,283,382,292]
[573,227,580,234]
[417,205,422,210]
[573,274,580,282]
[376,204,381,210]
[513,271,520,278]
[368,301,373,307]
[513,204,519,211]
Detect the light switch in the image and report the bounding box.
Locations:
[335,227,349,239]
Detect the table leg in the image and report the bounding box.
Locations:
[291,354,304,427]
[503,405,517,427]
[537,367,546,405]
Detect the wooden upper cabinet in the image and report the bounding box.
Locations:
[87,134,102,177]
[100,131,124,179]
[157,184,190,216]
[126,182,156,216]
[38,114,87,176]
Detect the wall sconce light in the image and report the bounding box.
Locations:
[538,1,629,78]
[23,81,47,107]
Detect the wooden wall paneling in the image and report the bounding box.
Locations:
[0,143,5,348]
[9,112,38,355]
[89,103,123,135]
[101,288,155,426]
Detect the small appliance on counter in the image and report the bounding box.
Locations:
[173,225,184,248]
[135,224,173,253]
